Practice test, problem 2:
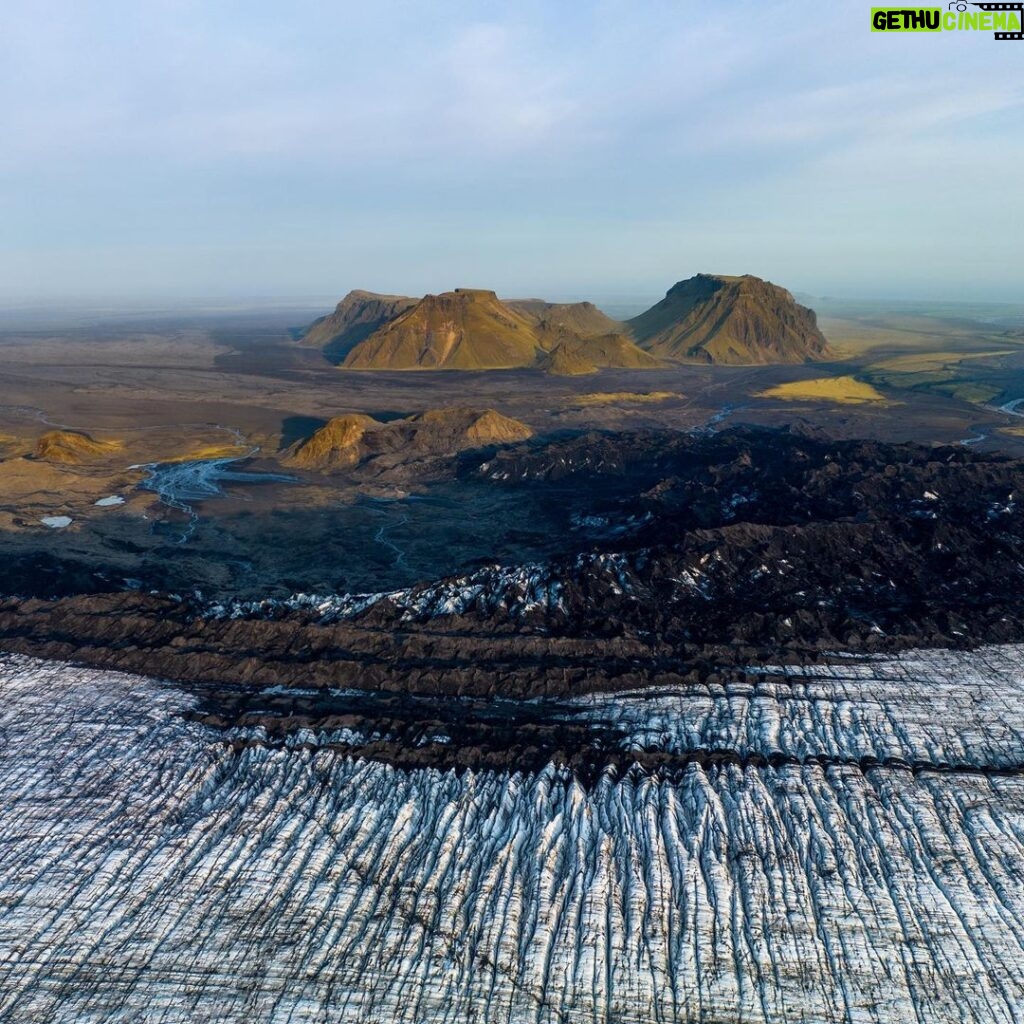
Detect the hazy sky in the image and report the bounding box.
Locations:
[1,0,1022,304]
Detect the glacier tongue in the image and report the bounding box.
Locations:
[2,651,1024,1022]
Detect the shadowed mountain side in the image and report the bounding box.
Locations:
[301,290,417,363]
[277,415,329,451]
[629,273,831,364]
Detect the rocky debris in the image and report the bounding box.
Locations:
[629,273,831,364]
[3,428,1024,700]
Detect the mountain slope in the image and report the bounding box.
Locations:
[311,278,827,371]
[629,274,830,365]
[281,414,379,470]
[508,300,625,340]
[343,290,541,370]
[302,291,417,362]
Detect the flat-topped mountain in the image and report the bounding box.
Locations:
[629,273,830,364]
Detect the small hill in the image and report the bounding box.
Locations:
[543,344,599,376]
[410,407,534,447]
[282,408,532,473]
[33,430,121,464]
[629,274,830,365]
[343,289,540,370]
[541,333,666,376]
[282,414,380,470]
[302,291,417,362]
[508,300,625,339]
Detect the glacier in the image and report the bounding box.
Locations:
[2,648,1024,1022]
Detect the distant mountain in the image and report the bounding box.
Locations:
[283,407,533,472]
[336,289,660,373]
[301,290,417,362]
[343,290,539,370]
[302,275,827,371]
[629,274,830,365]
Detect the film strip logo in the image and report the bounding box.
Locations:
[961,1,1024,38]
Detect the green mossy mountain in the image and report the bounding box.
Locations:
[629,274,830,365]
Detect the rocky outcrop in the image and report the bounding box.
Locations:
[629,273,831,364]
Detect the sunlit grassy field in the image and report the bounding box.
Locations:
[572,391,682,406]
[756,375,888,405]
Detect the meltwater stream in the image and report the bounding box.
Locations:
[2,648,1024,1023]
[135,450,296,542]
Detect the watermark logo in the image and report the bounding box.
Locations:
[871,3,1023,38]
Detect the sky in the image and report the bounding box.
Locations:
[1,0,1022,306]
